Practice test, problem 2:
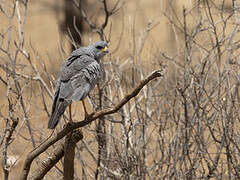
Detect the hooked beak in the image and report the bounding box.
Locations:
[102,46,109,53]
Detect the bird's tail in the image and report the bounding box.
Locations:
[48,100,69,129]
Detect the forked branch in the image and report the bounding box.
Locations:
[20,69,164,180]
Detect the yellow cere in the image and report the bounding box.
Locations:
[102,46,108,52]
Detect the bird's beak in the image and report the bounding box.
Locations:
[102,46,109,53]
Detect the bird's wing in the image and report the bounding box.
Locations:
[48,78,71,129]
[51,78,61,110]
[65,48,86,66]
[70,60,100,101]
[58,55,100,100]
[59,54,95,82]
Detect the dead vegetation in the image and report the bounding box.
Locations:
[0,0,240,179]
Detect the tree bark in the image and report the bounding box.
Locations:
[29,129,83,180]
[63,129,83,179]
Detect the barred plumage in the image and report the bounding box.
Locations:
[48,41,108,129]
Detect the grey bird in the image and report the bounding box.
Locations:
[48,41,109,129]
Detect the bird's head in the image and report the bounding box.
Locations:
[90,41,109,59]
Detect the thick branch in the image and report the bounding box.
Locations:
[20,69,164,180]
[63,130,83,179]
[63,135,75,180]
[29,129,83,180]
[29,143,64,180]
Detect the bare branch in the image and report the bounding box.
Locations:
[20,69,164,180]
[29,129,83,180]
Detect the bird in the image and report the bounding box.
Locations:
[48,41,109,129]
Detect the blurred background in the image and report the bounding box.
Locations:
[0,0,240,179]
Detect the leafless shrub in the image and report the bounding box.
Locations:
[0,0,239,179]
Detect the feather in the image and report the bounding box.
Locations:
[48,99,70,129]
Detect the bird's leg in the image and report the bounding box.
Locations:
[82,100,89,117]
[69,104,72,123]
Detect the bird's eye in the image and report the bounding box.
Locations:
[96,46,103,49]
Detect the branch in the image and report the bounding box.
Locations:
[20,69,164,180]
[29,129,83,180]
[63,130,83,179]
[2,98,19,180]
[29,143,64,180]
[101,0,109,30]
